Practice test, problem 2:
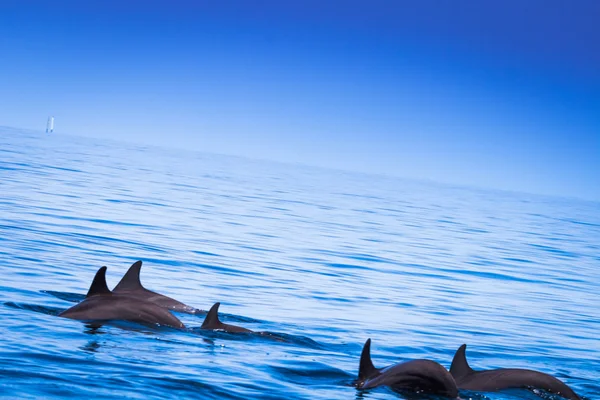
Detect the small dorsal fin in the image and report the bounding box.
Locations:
[113,261,144,291]
[86,266,111,297]
[201,302,223,329]
[450,344,475,379]
[358,338,378,381]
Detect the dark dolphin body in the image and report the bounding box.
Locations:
[201,302,252,333]
[450,344,580,400]
[113,261,197,313]
[355,339,458,397]
[59,267,185,329]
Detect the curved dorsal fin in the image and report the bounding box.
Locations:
[114,261,144,291]
[358,338,378,381]
[450,344,475,379]
[201,302,223,329]
[86,266,111,297]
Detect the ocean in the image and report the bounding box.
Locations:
[0,126,598,399]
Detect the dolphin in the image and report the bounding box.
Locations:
[113,261,197,313]
[200,302,252,333]
[450,344,580,400]
[355,338,458,397]
[59,267,185,329]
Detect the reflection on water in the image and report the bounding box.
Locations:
[81,339,102,353]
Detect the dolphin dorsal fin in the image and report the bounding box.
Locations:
[450,344,475,379]
[114,261,144,291]
[201,302,223,329]
[86,266,111,297]
[358,338,378,381]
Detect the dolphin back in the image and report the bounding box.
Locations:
[59,295,185,329]
[201,302,252,333]
[452,345,580,400]
[112,261,196,313]
[356,339,457,397]
[362,359,458,397]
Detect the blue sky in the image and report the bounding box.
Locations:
[1,0,599,200]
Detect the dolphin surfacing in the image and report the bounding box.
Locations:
[355,339,458,397]
[59,267,185,329]
[450,344,580,400]
[113,261,197,313]
[200,302,252,333]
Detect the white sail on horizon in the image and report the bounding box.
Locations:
[46,116,54,133]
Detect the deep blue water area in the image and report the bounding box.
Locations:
[0,126,598,399]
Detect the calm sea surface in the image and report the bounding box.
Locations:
[0,126,598,399]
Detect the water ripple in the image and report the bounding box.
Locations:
[0,128,597,399]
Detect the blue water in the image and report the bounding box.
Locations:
[0,126,598,399]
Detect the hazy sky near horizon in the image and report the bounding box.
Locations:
[1,0,599,200]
